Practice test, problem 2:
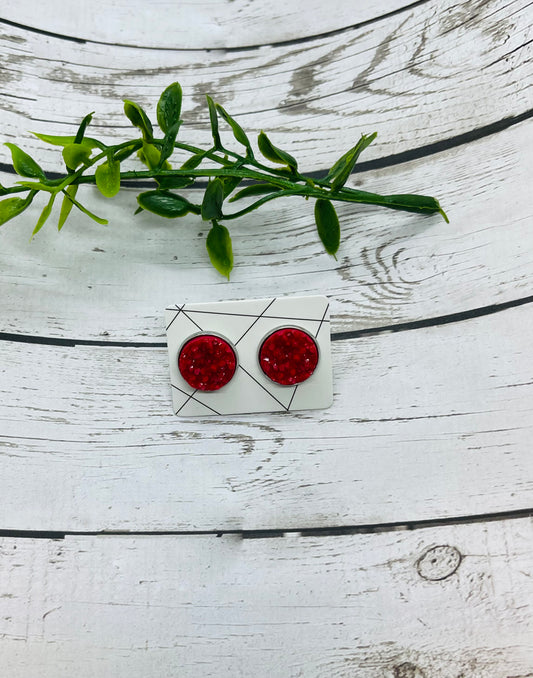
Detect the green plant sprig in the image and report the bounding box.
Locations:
[0,82,448,279]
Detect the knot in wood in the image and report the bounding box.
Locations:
[416,544,462,581]
[393,662,426,678]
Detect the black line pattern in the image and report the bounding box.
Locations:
[180,307,204,332]
[165,304,184,331]
[235,298,277,345]
[177,308,331,324]
[175,388,199,415]
[171,383,221,415]
[238,365,289,412]
[315,303,330,338]
[287,385,299,410]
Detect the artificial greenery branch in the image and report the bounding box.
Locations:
[0,82,448,278]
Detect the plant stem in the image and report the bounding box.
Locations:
[1,138,446,221]
[221,189,300,220]
[0,83,448,280]
[73,166,445,218]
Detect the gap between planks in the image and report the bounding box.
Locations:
[2,0,530,174]
[1,254,531,531]
[1,516,532,678]
[1,293,532,349]
[0,0,430,51]
[1,108,531,184]
[1,507,531,541]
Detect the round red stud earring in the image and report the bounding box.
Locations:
[259,327,319,386]
[178,334,237,391]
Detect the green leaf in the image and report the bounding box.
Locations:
[215,104,253,155]
[0,191,36,226]
[201,178,224,221]
[180,152,205,170]
[95,158,120,198]
[314,198,340,258]
[123,99,153,141]
[137,142,170,171]
[16,180,56,192]
[205,95,221,150]
[62,143,92,170]
[31,192,56,238]
[158,120,180,169]
[58,185,78,230]
[74,112,94,144]
[374,194,449,222]
[206,221,233,279]
[257,131,298,171]
[327,132,377,190]
[61,189,108,225]
[5,143,45,179]
[157,82,182,134]
[229,183,279,202]
[38,177,65,187]
[156,175,194,190]
[137,190,200,218]
[220,175,242,199]
[114,141,143,162]
[32,132,101,150]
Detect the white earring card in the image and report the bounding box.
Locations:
[165,295,333,416]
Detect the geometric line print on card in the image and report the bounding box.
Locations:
[171,383,221,416]
[165,304,184,331]
[237,364,291,412]
[165,295,333,416]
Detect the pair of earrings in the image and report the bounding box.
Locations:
[178,327,319,392]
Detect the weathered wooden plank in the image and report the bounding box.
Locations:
[0,121,531,341]
[1,518,532,676]
[2,0,412,48]
[1,303,531,531]
[0,0,530,171]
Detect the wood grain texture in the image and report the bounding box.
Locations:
[1,518,532,676]
[1,303,531,532]
[0,121,531,341]
[0,0,530,173]
[1,0,412,48]
[0,2,530,672]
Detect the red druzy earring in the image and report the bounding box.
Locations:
[259,327,319,386]
[166,295,332,416]
[178,334,237,391]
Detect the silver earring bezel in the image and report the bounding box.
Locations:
[178,331,239,391]
[257,325,320,387]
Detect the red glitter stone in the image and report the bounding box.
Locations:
[178,334,237,391]
[259,327,319,386]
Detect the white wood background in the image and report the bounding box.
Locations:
[1,519,532,677]
[1,303,532,532]
[0,0,532,675]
